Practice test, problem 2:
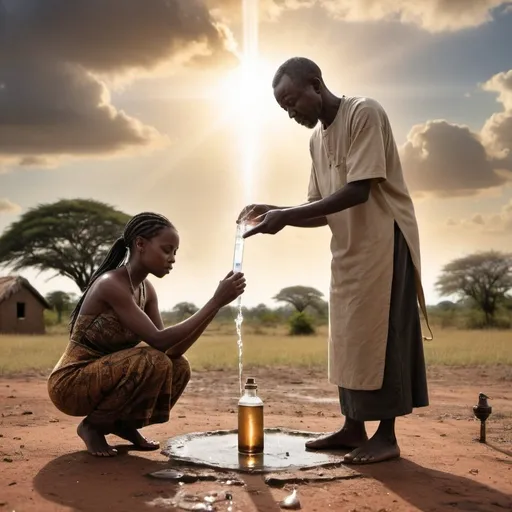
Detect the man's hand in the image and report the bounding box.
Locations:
[243,209,289,238]
[237,204,275,224]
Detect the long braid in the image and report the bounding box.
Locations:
[69,212,173,332]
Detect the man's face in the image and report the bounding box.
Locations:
[273,74,322,129]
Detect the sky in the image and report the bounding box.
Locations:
[1,0,512,311]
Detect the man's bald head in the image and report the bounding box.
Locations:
[272,57,323,89]
[272,57,324,129]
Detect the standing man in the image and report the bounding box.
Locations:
[239,57,431,465]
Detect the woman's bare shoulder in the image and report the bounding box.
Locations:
[90,269,127,296]
[94,268,120,283]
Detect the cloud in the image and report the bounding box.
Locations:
[0,198,21,213]
[448,200,512,233]
[0,0,237,168]
[482,70,512,110]
[401,120,506,197]
[481,70,512,167]
[212,0,511,31]
[0,60,165,162]
[320,0,511,32]
[441,70,512,227]
[17,156,56,168]
[5,0,236,75]
[400,68,512,197]
[1,0,510,172]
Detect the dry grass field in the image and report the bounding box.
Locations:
[1,322,511,376]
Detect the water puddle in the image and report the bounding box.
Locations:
[147,489,234,511]
[162,428,346,473]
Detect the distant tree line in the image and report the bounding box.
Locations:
[167,286,329,335]
[43,286,329,335]
[0,199,511,332]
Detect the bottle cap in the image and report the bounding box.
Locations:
[245,377,257,389]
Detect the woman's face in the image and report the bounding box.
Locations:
[136,226,179,278]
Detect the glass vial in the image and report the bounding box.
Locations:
[238,377,264,454]
[232,221,246,273]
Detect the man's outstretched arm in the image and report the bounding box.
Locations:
[286,213,328,227]
[243,182,370,238]
[241,202,328,228]
[282,180,371,224]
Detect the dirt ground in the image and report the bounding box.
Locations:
[1,366,511,512]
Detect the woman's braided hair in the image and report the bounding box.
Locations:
[69,212,173,332]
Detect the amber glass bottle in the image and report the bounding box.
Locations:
[237,377,264,454]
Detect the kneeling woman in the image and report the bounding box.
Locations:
[48,212,245,457]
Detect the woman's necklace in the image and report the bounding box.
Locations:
[125,262,136,295]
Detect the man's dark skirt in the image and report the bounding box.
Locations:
[339,222,429,422]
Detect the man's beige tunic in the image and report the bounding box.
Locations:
[307,96,428,391]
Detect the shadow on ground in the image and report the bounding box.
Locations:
[33,448,178,511]
[33,447,282,512]
[33,450,512,512]
[355,457,512,512]
[486,441,512,459]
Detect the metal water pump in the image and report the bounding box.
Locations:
[473,393,492,443]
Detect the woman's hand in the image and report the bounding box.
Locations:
[213,271,246,307]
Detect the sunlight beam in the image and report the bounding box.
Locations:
[240,0,260,204]
[145,1,269,203]
[243,0,259,63]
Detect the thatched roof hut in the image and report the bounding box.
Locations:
[0,276,50,334]
[0,276,50,309]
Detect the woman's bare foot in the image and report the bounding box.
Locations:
[77,420,118,457]
[306,421,368,451]
[343,435,400,465]
[111,427,160,451]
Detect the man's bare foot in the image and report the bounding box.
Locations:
[343,435,400,465]
[305,427,368,451]
[77,420,118,457]
[111,427,160,451]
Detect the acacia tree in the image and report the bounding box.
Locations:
[46,291,75,324]
[273,286,324,313]
[436,251,512,326]
[0,199,130,291]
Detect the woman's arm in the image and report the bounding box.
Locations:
[97,271,245,353]
[165,308,218,358]
[144,279,216,357]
